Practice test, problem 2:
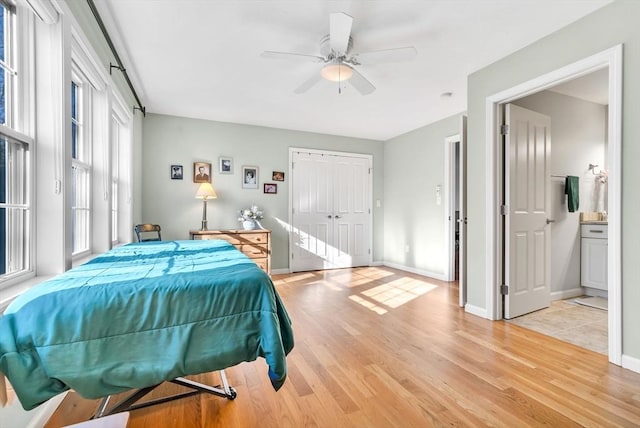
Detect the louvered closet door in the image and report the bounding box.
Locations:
[291,151,371,272]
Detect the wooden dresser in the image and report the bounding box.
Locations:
[190,229,271,274]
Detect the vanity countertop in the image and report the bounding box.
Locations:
[581,220,608,225]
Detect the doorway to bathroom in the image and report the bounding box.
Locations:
[486,46,622,364]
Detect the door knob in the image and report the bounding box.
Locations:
[546,218,555,224]
[327,215,333,219]
[335,215,342,219]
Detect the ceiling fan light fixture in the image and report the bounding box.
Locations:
[321,63,353,82]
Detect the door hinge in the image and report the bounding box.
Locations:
[368,208,371,214]
[291,253,294,259]
[500,205,508,216]
[500,124,509,135]
[368,248,371,255]
[292,162,294,169]
[500,284,509,295]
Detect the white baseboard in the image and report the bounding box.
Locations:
[271,268,290,275]
[464,303,488,319]
[621,354,640,374]
[370,261,384,267]
[550,287,583,301]
[382,262,447,281]
[25,392,67,428]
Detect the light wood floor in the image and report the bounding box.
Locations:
[46,267,640,427]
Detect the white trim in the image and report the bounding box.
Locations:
[370,261,384,267]
[550,288,583,301]
[464,303,487,319]
[71,31,107,91]
[271,268,290,275]
[484,45,623,365]
[444,134,460,282]
[621,355,640,375]
[25,0,59,24]
[383,261,447,281]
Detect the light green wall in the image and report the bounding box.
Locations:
[383,114,463,276]
[142,114,384,270]
[466,0,640,358]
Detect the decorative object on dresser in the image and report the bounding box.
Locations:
[190,229,271,274]
[195,182,217,231]
[238,204,264,230]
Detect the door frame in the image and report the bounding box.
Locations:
[484,45,622,365]
[444,134,459,283]
[288,147,374,272]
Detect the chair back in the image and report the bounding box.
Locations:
[134,224,162,242]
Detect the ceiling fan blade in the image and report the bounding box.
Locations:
[261,51,325,63]
[294,71,323,94]
[329,12,353,55]
[348,67,375,95]
[352,46,417,65]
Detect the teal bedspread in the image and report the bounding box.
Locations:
[0,240,294,410]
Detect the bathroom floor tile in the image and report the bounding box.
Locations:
[506,297,608,355]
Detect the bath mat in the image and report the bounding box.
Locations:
[574,296,608,311]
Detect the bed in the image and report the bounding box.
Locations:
[0,239,294,411]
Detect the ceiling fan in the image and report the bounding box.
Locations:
[261,12,417,95]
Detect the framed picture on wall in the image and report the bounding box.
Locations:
[170,165,183,180]
[272,171,285,181]
[193,162,212,183]
[219,156,233,174]
[264,183,277,194]
[242,166,259,189]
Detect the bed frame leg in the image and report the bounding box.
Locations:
[93,370,237,419]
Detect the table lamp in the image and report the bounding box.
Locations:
[195,183,217,231]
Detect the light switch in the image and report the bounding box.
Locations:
[376,199,381,208]
[436,185,441,205]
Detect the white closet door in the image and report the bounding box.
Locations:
[291,152,332,271]
[291,151,371,272]
[332,155,370,268]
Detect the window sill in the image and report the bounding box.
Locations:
[0,274,56,314]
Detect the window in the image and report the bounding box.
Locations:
[71,79,91,255]
[0,1,31,284]
[111,118,119,243]
[0,135,30,277]
[0,2,16,127]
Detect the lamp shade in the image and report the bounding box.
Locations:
[195,183,217,199]
[321,63,353,82]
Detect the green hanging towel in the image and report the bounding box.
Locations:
[565,176,579,212]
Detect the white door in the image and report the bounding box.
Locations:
[459,116,467,307]
[504,104,551,319]
[291,151,371,272]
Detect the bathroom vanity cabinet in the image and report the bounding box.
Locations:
[581,223,608,290]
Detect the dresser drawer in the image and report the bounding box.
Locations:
[238,243,269,259]
[190,229,271,275]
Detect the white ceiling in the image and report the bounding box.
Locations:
[95,0,611,141]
